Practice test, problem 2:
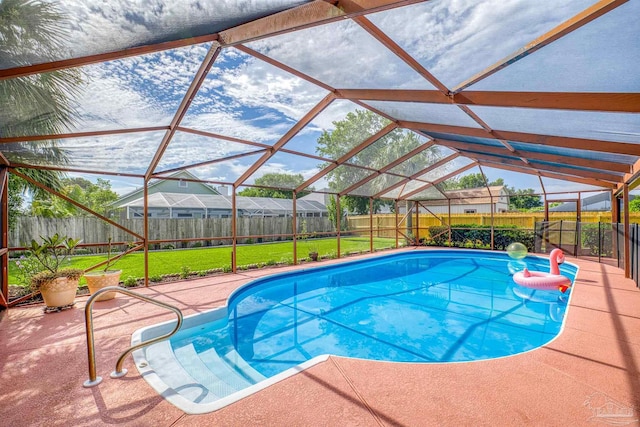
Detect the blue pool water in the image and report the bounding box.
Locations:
[165,250,576,397]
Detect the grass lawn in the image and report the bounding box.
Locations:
[9,237,398,286]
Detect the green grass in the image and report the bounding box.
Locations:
[9,237,397,286]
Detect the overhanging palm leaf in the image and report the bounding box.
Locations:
[0,0,84,209]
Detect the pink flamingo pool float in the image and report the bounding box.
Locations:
[513,248,571,293]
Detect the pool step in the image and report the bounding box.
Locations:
[223,349,266,383]
[197,347,258,391]
[144,341,215,404]
[173,344,250,402]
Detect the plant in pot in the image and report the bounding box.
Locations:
[27,233,83,310]
[307,236,319,262]
[83,238,126,301]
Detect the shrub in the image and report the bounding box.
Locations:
[179,266,191,279]
[161,244,175,250]
[426,224,535,251]
[149,275,163,283]
[123,276,138,287]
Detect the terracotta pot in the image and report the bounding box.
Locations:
[40,276,79,308]
[84,270,122,301]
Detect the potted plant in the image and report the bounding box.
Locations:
[83,238,125,301]
[27,233,83,310]
[307,237,319,262]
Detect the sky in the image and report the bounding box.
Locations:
[9,0,640,199]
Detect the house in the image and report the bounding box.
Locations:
[112,172,327,219]
[113,170,222,207]
[417,186,509,214]
[549,192,619,212]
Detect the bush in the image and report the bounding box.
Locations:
[161,244,175,250]
[123,276,138,287]
[179,266,191,279]
[425,224,535,251]
[149,275,163,282]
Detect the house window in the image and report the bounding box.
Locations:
[464,209,477,214]
[178,180,188,188]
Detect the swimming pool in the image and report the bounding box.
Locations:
[132,250,577,414]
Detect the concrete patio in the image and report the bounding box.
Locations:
[1,249,638,426]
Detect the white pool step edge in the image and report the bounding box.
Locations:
[131,307,329,415]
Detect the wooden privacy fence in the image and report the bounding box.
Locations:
[348,212,625,238]
[10,216,334,249]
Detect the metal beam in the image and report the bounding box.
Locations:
[454,91,640,113]
[339,89,640,113]
[0,35,218,81]
[235,93,335,188]
[372,152,460,199]
[461,151,622,183]
[295,122,397,193]
[338,140,436,196]
[145,45,222,180]
[475,160,616,189]
[176,127,271,150]
[152,149,268,176]
[403,121,640,156]
[399,162,477,200]
[0,168,7,309]
[353,17,450,94]
[0,126,170,144]
[235,45,335,93]
[435,138,632,174]
[219,0,423,46]
[623,183,630,278]
[10,169,145,240]
[8,163,145,178]
[452,0,628,93]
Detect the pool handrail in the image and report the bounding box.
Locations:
[82,286,183,388]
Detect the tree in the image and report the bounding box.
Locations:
[629,198,640,212]
[507,188,542,211]
[238,173,311,199]
[316,110,442,214]
[444,173,504,189]
[29,177,119,217]
[327,196,347,231]
[1,0,83,228]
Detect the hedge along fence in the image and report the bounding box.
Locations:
[423,224,536,252]
[348,211,624,238]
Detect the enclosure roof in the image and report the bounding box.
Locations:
[118,192,327,213]
[1,0,639,202]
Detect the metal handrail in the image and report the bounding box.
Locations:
[83,286,183,388]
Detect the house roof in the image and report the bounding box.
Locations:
[421,186,505,206]
[112,170,219,205]
[118,192,327,213]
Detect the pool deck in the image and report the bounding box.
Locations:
[1,248,639,426]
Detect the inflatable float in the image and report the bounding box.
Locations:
[513,248,571,293]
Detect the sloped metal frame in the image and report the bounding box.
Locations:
[1,0,638,306]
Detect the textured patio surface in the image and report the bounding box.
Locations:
[1,248,639,426]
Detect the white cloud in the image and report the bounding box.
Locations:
[56,1,305,59]
[367,0,595,89]
[246,19,434,90]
